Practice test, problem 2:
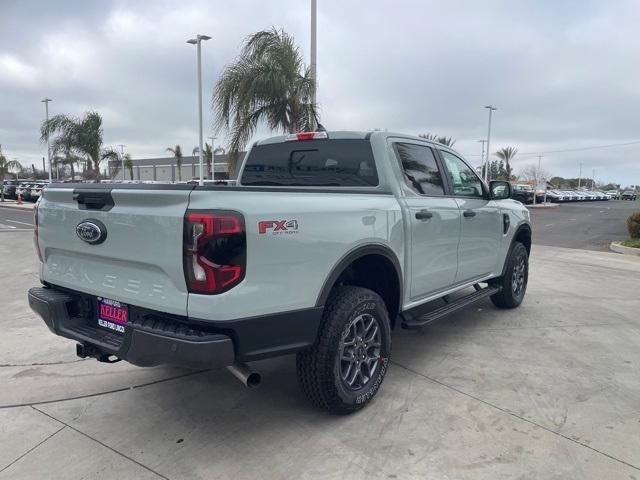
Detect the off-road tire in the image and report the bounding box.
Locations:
[490,241,529,309]
[296,286,391,414]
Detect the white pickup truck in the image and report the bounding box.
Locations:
[29,130,531,414]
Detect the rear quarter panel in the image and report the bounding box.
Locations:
[186,189,404,321]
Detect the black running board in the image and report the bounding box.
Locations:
[401,285,502,329]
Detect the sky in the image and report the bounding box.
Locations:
[1,0,639,187]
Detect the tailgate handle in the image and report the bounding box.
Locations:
[73,190,114,211]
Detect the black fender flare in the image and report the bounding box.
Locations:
[315,243,403,315]
[498,223,532,278]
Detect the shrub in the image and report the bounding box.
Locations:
[628,211,640,239]
[621,238,640,248]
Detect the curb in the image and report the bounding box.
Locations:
[610,241,640,256]
[527,203,560,209]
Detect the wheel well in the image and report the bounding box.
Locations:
[330,254,401,328]
[515,226,532,255]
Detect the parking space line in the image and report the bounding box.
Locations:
[0,223,16,229]
[6,219,33,227]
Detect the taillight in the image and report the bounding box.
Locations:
[34,201,43,262]
[183,210,246,294]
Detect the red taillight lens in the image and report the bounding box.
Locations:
[183,210,246,294]
[34,201,43,262]
[285,131,329,142]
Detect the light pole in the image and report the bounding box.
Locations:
[536,155,544,205]
[483,105,496,182]
[208,136,216,181]
[41,98,52,182]
[117,144,126,181]
[578,162,582,188]
[477,139,487,175]
[310,0,317,106]
[187,34,211,186]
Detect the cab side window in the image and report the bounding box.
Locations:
[394,143,444,196]
[440,151,484,198]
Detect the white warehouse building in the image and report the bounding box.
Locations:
[107,153,246,182]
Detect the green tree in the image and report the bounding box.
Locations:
[166,145,183,181]
[107,152,135,180]
[0,148,21,202]
[213,28,317,170]
[193,143,213,179]
[124,154,134,180]
[41,111,107,179]
[494,147,518,180]
[418,133,456,147]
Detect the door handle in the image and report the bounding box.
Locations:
[463,210,476,218]
[415,210,433,220]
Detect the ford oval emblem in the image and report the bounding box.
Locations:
[76,219,107,245]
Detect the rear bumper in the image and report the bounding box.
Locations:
[28,287,235,369]
[28,286,324,369]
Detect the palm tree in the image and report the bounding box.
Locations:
[124,154,134,180]
[418,133,456,147]
[0,148,21,202]
[193,143,213,179]
[166,145,183,181]
[41,111,106,179]
[494,147,518,180]
[213,28,317,170]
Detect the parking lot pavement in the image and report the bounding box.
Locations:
[530,200,639,251]
[2,231,640,479]
[0,207,33,232]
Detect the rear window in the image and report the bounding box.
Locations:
[240,139,378,187]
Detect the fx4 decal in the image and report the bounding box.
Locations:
[258,220,299,235]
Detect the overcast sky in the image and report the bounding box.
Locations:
[1,0,639,186]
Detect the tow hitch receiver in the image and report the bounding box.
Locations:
[76,343,122,364]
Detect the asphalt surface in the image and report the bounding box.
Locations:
[0,206,33,231]
[529,199,638,251]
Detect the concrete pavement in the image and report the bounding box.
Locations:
[1,231,639,479]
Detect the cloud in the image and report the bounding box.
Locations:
[0,0,638,186]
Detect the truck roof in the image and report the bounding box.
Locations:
[254,130,461,153]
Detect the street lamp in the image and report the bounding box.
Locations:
[208,136,216,181]
[187,34,211,186]
[117,144,126,181]
[41,98,52,182]
[484,105,496,182]
[310,0,317,106]
[477,139,487,173]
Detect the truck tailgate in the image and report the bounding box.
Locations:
[38,185,193,316]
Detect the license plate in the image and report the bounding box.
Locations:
[97,297,128,334]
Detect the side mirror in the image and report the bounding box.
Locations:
[489,180,511,200]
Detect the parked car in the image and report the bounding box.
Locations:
[537,190,563,203]
[2,179,20,198]
[511,184,534,204]
[621,190,638,200]
[15,182,33,201]
[28,130,532,414]
[605,190,620,199]
[29,182,47,201]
